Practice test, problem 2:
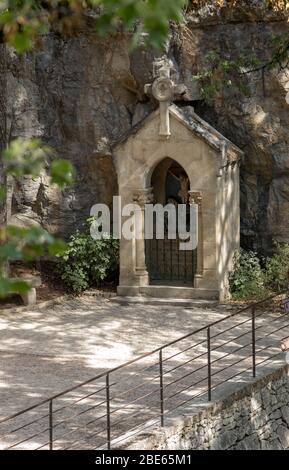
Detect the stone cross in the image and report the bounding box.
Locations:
[144,56,187,137]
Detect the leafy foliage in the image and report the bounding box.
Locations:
[188,0,289,11]
[0,137,74,297]
[0,0,187,52]
[193,51,261,103]
[2,137,75,187]
[57,218,119,293]
[267,31,289,71]
[50,158,75,187]
[230,244,289,300]
[0,224,67,296]
[56,219,119,293]
[0,277,31,297]
[95,0,187,49]
[3,138,51,177]
[0,225,63,261]
[265,242,289,292]
[193,19,289,104]
[0,0,48,53]
[229,249,266,300]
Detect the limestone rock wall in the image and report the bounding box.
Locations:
[180,2,289,253]
[2,2,289,250]
[4,34,134,235]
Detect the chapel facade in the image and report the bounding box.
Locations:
[113,57,243,301]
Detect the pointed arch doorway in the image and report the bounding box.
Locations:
[145,158,197,285]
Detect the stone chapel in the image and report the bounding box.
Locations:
[113,57,243,301]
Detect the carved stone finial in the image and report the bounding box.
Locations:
[153,56,175,79]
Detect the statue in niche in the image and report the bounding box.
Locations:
[168,170,190,204]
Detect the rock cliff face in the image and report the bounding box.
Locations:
[182,2,289,253]
[1,2,289,252]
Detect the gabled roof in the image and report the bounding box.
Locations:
[170,105,243,160]
[114,104,244,161]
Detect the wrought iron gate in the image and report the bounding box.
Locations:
[145,236,197,284]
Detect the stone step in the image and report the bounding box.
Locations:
[110,296,219,308]
[142,285,219,300]
[117,285,219,301]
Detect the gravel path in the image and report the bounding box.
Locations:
[0,294,288,449]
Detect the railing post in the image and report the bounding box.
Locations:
[159,349,164,427]
[49,399,53,450]
[106,373,111,450]
[207,327,212,401]
[252,307,256,378]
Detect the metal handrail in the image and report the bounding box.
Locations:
[0,290,283,425]
[1,289,288,450]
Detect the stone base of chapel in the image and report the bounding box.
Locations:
[117,285,219,300]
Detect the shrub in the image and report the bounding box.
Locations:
[57,220,119,293]
[229,249,266,300]
[265,242,289,292]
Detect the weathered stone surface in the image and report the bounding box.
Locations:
[276,425,289,449]
[234,433,260,450]
[210,430,238,450]
[126,366,289,450]
[1,3,289,253]
[261,438,282,450]
[181,6,289,253]
[4,34,133,236]
[281,405,289,426]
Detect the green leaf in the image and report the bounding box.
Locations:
[0,241,22,261]
[57,217,119,293]
[0,277,30,298]
[3,138,47,177]
[0,0,187,51]
[50,159,75,187]
[0,278,12,298]
[48,239,67,256]
[10,32,33,53]
[8,279,31,295]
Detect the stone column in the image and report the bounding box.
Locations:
[189,190,203,287]
[132,188,154,286]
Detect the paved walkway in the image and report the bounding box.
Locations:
[0,294,229,417]
[0,293,288,449]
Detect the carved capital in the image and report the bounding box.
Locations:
[133,188,154,207]
[189,190,202,206]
